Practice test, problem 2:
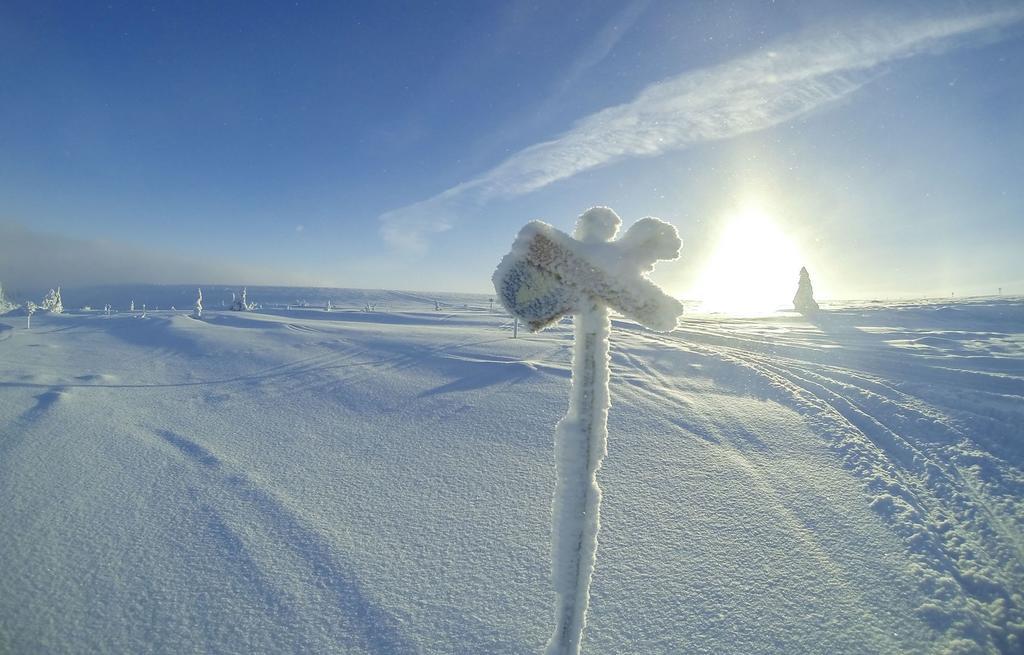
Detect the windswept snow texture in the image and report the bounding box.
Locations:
[1,293,1022,654]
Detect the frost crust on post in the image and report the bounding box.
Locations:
[193,288,203,318]
[492,217,683,333]
[546,298,611,655]
[493,206,684,655]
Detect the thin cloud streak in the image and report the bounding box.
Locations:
[380,7,1024,250]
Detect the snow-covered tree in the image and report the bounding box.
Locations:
[325,299,332,312]
[230,287,254,311]
[793,266,820,314]
[41,287,63,314]
[26,302,36,329]
[130,299,135,312]
[0,282,15,314]
[193,288,203,318]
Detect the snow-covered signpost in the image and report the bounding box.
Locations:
[493,207,683,655]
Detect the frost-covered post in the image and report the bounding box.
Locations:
[130,299,135,313]
[193,288,203,318]
[26,302,37,329]
[494,207,683,655]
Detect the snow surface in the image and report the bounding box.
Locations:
[1,292,1022,654]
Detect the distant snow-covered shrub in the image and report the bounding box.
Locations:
[230,287,255,311]
[0,282,16,314]
[41,287,63,314]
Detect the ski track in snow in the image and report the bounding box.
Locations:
[614,304,1024,653]
[0,295,1021,653]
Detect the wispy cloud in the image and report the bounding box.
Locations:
[379,6,1024,250]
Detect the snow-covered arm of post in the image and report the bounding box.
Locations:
[493,207,683,655]
[493,214,683,333]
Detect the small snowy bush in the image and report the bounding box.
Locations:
[230,287,255,311]
[0,282,16,314]
[41,287,63,314]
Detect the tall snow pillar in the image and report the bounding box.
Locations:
[793,266,820,314]
[493,207,683,655]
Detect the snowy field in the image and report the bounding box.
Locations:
[1,291,1022,654]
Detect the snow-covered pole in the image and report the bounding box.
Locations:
[549,306,607,653]
[26,302,36,329]
[493,207,683,655]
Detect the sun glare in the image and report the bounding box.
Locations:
[690,208,803,315]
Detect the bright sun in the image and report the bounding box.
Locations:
[690,208,803,315]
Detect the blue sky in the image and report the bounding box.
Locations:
[2,1,1023,299]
